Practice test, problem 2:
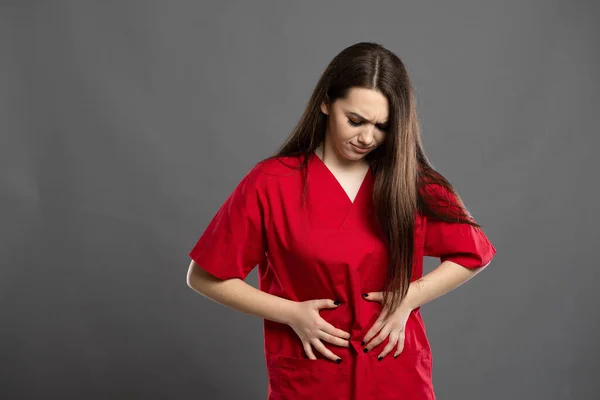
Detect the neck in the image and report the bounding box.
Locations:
[316,138,368,171]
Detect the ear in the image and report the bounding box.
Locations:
[320,101,329,115]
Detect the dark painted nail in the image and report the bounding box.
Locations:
[362,293,368,298]
[394,354,398,359]
[336,358,342,363]
[333,300,340,305]
[363,348,369,353]
[361,340,365,346]
[378,356,383,361]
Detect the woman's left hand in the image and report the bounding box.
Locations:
[361,291,413,360]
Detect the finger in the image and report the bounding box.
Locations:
[311,338,343,363]
[393,331,406,358]
[304,343,317,360]
[320,321,351,340]
[362,291,384,303]
[318,330,350,347]
[316,299,342,309]
[377,330,400,360]
[361,317,385,347]
[364,325,391,352]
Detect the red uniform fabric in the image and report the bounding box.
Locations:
[189,152,497,399]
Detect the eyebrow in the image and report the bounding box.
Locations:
[348,111,389,128]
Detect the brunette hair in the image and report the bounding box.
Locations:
[263,42,481,319]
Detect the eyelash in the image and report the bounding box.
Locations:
[347,118,388,132]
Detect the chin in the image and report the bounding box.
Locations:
[347,151,368,161]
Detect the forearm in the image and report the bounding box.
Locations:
[187,263,296,325]
[404,261,487,310]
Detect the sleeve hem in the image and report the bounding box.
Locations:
[189,250,249,281]
[440,244,496,269]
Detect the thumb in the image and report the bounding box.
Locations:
[362,291,384,303]
[316,299,341,309]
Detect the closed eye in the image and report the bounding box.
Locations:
[347,118,388,132]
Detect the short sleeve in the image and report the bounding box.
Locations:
[189,164,267,280]
[423,184,497,269]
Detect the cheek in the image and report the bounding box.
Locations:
[329,118,355,142]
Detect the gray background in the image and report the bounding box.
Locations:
[1,1,598,399]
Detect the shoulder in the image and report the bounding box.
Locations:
[418,170,455,202]
[421,182,456,203]
[418,175,466,219]
[247,154,306,180]
[242,153,306,188]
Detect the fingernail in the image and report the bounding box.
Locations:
[394,354,398,359]
[336,358,342,363]
[333,300,340,305]
[361,340,365,346]
[363,348,369,353]
[378,356,383,361]
[362,293,368,298]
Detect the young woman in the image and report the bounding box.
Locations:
[186,42,497,400]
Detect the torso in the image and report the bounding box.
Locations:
[313,146,371,203]
[189,152,435,399]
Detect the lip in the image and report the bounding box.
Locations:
[351,143,372,153]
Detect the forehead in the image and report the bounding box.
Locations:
[338,87,389,121]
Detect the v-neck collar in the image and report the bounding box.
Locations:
[310,151,372,206]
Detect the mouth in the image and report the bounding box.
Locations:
[351,143,372,152]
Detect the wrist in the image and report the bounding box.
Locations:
[280,298,298,326]
[402,281,420,311]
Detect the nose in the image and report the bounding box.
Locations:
[357,128,375,147]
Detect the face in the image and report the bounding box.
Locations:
[320,86,389,162]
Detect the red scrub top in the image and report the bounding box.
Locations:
[189,152,497,400]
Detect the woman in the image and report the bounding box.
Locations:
[186,42,497,400]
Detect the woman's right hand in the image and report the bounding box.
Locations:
[286,299,351,362]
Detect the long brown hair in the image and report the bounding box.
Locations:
[262,42,481,319]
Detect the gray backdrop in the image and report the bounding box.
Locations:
[2,1,598,399]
